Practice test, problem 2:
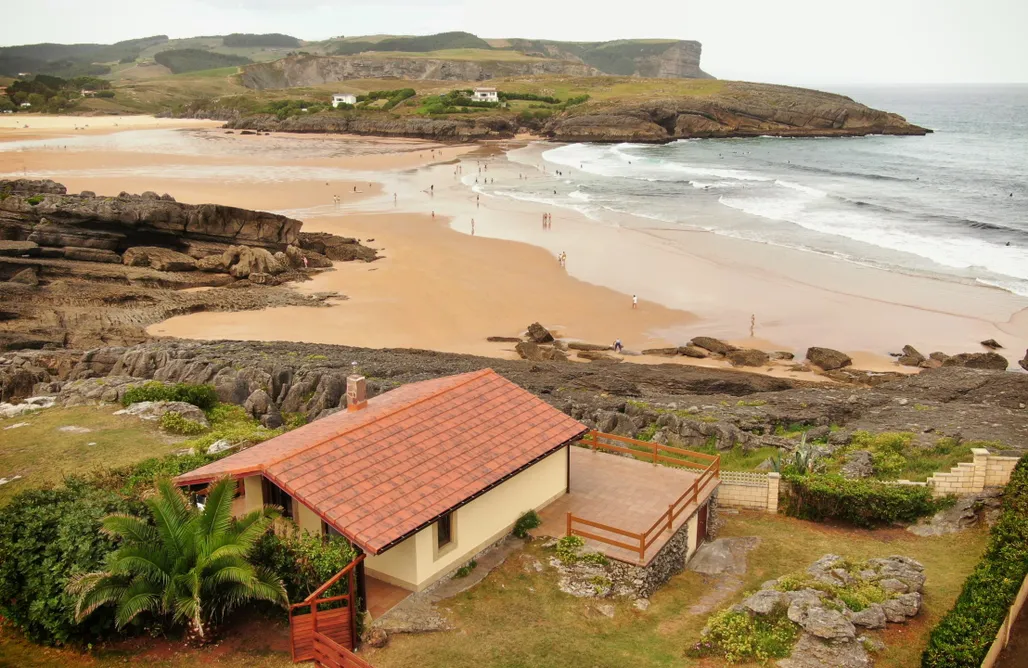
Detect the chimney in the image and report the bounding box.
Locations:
[346,375,367,411]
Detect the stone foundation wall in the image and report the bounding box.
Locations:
[605,504,700,599]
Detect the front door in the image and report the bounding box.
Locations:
[697,502,708,546]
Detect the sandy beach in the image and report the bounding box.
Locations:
[3,116,1026,376]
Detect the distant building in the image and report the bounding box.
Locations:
[17,72,30,77]
[81,90,96,97]
[19,102,31,108]
[332,93,357,108]
[472,87,499,103]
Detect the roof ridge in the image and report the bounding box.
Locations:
[260,368,496,471]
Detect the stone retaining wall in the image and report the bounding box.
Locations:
[718,471,779,512]
[928,449,1019,497]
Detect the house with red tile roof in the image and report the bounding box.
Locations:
[176,369,587,596]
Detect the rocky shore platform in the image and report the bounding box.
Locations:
[0,179,378,350]
[2,339,1025,451]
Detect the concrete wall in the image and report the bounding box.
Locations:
[928,449,1019,497]
[366,446,569,591]
[718,471,779,512]
[243,475,263,514]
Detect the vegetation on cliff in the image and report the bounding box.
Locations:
[154,48,252,74]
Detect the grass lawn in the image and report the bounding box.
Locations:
[0,406,183,504]
[362,512,987,668]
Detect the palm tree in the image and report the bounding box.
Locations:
[68,477,288,641]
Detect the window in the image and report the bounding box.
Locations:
[321,520,345,540]
[262,478,293,519]
[437,512,453,549]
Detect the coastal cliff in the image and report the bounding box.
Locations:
[221,81,928,142]
[240,54,599,89]
[544,83,930,141]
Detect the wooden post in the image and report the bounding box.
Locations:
[639,534,646,561]
[311,599,318,635]
[348,567,357,649]
[667,504,674,533]
[566,511,572,537]
[652,441,658,465]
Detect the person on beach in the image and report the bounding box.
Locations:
[632,294,638,309]
[562,251,566,267]
[471,219,475,235]
[393,193,397,204]
[302,256,308,269]
[353,185,357,192]
[430,184,434,195]
[614,339,623,353]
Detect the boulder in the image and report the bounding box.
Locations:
[806,347,852,371]
[224,245,286,278]
[247,272,276,285]
[942,352,1008,371]
[769,351,795,361]
[881,592,921,622]
[0,240,40,257]
[641,347,679,357]
[787,590,855,640]
[0,368,39,402]
[740,589,789,615]
[847,604,887,629]
[196,254,228,272]
[122,246,197,272]
[9,267,39,286]
[207,438,235,454]
[726,349,770,367]
[678,345,709,358]
[113,400,210,429]
[285,244,304,267]
[576,350,622,363]
[897,345,925,367]
[1021,349,1028,372]
[526,322,555,344]
[777,632,871,668]
[261,404,284,429]
[363,628,388,649]
[689,336,737,355]
[841,450,874,479]
[980,339,1003,349]
[243,388,272,419]
[567,342,611,352]
[927,351,950,367]
[867,556,926,592]
[907,490,1004,536]
[514,341,566,362]
[486,336,522,343]
[63,247,122,264]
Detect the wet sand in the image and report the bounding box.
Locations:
[3,117,1026,375]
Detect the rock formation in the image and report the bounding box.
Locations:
[226,112,517,141]
[942,352,1008,371]
[806,347,852,371]
[0,180,377,350]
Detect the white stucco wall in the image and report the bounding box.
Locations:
[366,446,569,591]
[243,475,263,514]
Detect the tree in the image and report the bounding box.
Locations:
[27,93,46,108]
[0,98,14,112]
[68,478,287,641]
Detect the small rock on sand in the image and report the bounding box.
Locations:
[58,425,92,433]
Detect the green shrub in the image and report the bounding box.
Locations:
[121,381,218,411]
[26,195,44,205]
[512,510,542,538]
[94,90,115,98]
[782,473,951,527]
[579,552,609,566]
[251,526,358,604]
[555,535,584,564]
[921,455,1028,667]
[690,606,798,663]
[0,480,143,646]
[454,560,477,578]
[158,411,208,435]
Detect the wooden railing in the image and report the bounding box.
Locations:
[289,554,365,663]
[567,431,721,564]
[313,631,375,668]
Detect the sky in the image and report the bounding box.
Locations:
[1,0,1026,86]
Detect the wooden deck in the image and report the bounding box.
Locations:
[538,435,720,565]
[289,555,363,662]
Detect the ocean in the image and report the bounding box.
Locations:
[494,85,1028,297]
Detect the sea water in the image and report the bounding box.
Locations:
[497,85,1028,297]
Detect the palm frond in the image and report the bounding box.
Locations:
[100,513,160,544]
[195,477,236,544]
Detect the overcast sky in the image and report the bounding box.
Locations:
[2,0,1026,86]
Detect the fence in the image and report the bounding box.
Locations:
[718,471,780,512]
[289,555,364,663]
[567,431,720,564]
[313,632,375,668]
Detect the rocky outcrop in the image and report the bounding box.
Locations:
[942,352,1008,371]
[806,347,852,371]
[544,82,929,142]
[0,180,301,250]
[1021,350,1028,372]
[240,53,599,89]
[123,246,197,272]
[840,450,873,479]
[897,344,925,367]
[726,349,770,367]
[690,337,737,356]
[526,322,555,344]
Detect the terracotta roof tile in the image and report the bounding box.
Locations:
[176,369,586,554]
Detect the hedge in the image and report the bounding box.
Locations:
[782,473,951,528]
[121,381,218,411]
[921,455,1028,667]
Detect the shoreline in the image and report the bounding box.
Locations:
[3,118,1025,376]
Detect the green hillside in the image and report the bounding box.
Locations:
[222,33,301,48]
[153,49,252,74]
[0,35,168,77]
[332,31,492,55]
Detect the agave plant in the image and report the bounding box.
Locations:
[68,477,287,641]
